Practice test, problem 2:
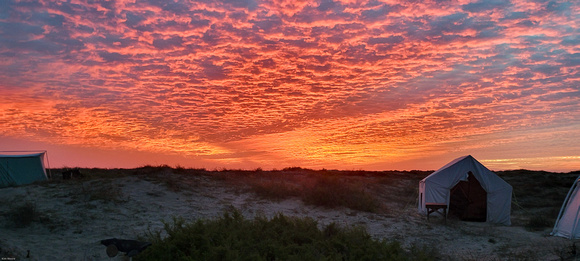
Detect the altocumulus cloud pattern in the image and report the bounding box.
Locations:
[0,0,578,170]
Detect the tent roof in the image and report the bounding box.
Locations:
[420,155,512,193]
[0,152,46,158]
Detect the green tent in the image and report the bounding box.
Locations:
[0,152,48,188]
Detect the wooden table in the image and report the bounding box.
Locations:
[425,203,447,222]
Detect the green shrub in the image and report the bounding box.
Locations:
[136,209,434,261]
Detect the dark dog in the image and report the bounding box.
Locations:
[62,168,82,180]
[100,238,151,257]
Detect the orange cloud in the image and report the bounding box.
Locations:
[0,0,578,171]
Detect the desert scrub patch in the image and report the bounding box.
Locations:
[525,215,553,231]
[551,241,579,260]
[407,243,441,260]
[246,172,382,212]
[250,179,300,201]
[6,201,37,228]
[5,201,52,228]
[73,180,126,204]
[302,175,381,212]
[136,209,435,261]
[87,182,124,203]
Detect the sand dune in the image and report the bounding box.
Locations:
[0,168,577,260]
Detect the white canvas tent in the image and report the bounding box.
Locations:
[0,151,49,188]
[551,176,580,239]
[418,155,512,225]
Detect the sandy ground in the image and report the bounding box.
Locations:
[0,172,575,260]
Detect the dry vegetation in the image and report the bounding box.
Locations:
[136,209,436,261]
[45,166,580,231]
[497,170,580,230]
[3,166,579,260]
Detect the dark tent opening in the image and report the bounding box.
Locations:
[449,172,487,222]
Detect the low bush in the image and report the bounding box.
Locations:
[302,176,380,212]
[250,180,299,201]
[6,201,37,228]
[5,201,51,228]
[82,180,125,203]
[136,209,435,261]
[247,173,382,212]
[525,215,553,231]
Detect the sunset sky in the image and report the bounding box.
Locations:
[1,0,579,172]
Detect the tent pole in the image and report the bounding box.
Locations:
[44,150,52,180]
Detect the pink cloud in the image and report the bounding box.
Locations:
[0,0,578,170]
